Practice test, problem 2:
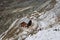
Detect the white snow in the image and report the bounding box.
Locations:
[25,25,60,40]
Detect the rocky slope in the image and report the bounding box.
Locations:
[0,0,53,34]
[0,0,60,40]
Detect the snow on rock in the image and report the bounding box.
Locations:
[25,0,60,40]
[37,11,58,30]
[49,0,60,17]
[0,0,60,40]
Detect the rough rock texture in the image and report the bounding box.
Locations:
[0,0,60,40]
[0,0,52,34]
